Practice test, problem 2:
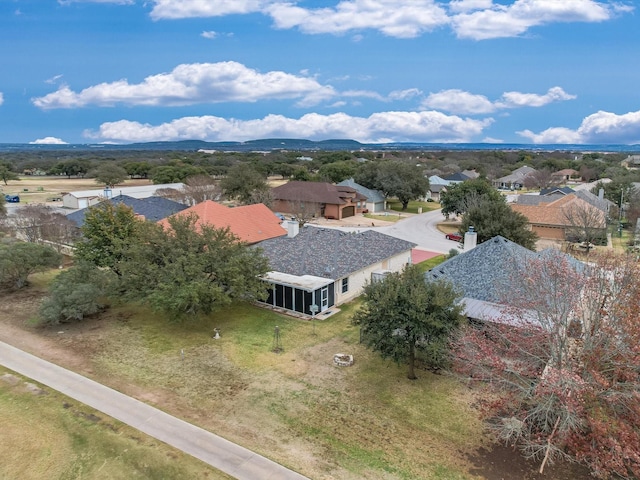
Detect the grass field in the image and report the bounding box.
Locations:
[1,273,486,480]
[0,176,153,205]
[0,368,229,480]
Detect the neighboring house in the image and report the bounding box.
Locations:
[427,183,447,202]
[271,181,367,220]
[158,200,287,245]
[539,186,575,196]
[62,183,185,209]
[426,235,581,323]
[622,155,640,169]
[66,194,188,228]
[511,194,607,242]
[442,172,472,184]
[256,225,415,315]
[461,169,480,179]
[552,169,580,183]
[428,175,451,186]
[337,178,385,213]
[493,166,537,190]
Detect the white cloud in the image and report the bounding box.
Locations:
[388,88,423,101]
[0,93,3,106]
[448,0,493,14]
[201,31,218,39]
[451,0,618,40]
[497,86,576,108]
[45,74,64,84]
[422,89,495,114]
[29,136,69,145]
[518,109,640,144]
[32,62,337,109]
[266,0,449,38]
[85,111,493,144]
[422,86,575,114]
[150,0,265,20]
[58,0,134,4]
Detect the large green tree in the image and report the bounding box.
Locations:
[318,160,358,183]
[92,163,128,188]
[459,197,538,250]
[220,163,269,204]
[353,264,464,379]
[439,178,502,217]
[75,202,141,274]
[0,164,20,185]
[115,214,270,321]
[354,161,429,210]
[0,241,62,289]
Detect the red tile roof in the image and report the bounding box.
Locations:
[158,201,286,244]
[511,195,606,227]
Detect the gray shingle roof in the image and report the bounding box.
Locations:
[337,178,385,203]
[516,193,564,206]
[66,194,188,227]
[426,235,581,303]
[256,226,415,279]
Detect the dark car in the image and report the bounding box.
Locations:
[4,194,19,203]
[445,232,463,242]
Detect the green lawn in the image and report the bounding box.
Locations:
[0,369,229,480]
[387,199,440,214]
[84,300,483,479]
[415,255,447,274]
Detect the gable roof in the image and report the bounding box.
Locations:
[516,193,564,206]
[256,226,415,279]
[573,189,614,212]
[540,186,575,196]
[337,178,385,203]
[66,194,188,227]
[428,175,451,186]
[442,172,471,182]
[158,201,286,244]
[511,195,606,228]
[496,165,537,183]
[271,181,366,205]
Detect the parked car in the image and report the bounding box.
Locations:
[445,232,463,242]
[4,194,19,203]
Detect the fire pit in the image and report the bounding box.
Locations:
[333,353,354,367]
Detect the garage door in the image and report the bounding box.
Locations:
[342,206,355,218]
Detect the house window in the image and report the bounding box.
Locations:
[341,277,349,293]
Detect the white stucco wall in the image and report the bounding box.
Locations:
[334,250,412,305]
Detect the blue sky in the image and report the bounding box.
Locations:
[1,0,638,145]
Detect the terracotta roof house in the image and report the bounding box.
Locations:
[426,235,581,323]
[493,166,537,190]
[337,178,385,213]
[255,225,415,315]
[158,200,286,245]
[271,181,367,220]
[66,194,188,228]
[511,194,607,243]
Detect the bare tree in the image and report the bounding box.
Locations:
[523,169,560,190]
[563,200,607,248]
[287,200,320,226]
[12,205,78,249]
[182,174,222,205]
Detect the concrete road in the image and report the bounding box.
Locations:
[0,340,309,480]
[316,209,460,254]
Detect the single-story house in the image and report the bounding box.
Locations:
[442,172,473,184]
[427,184,447,202]
[337,178,385,213]
[158,200,287,245]
[66,194,188,228]
[255,225,415,315]
[511,194,607,242]
[493,166,537,190]
[552,169,580,183]
[622,155,640,169]
[62,183,185,209]
[426,235,581,323]
[271,181,367,220]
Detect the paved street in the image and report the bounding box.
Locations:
[0,340,309,480]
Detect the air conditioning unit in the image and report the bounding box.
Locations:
[371,270,392,283]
